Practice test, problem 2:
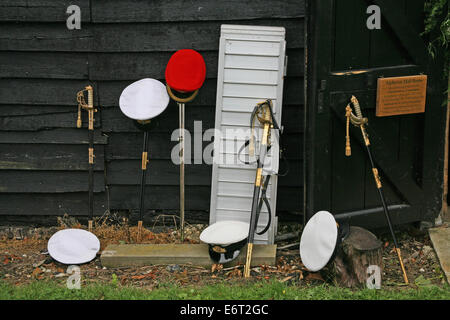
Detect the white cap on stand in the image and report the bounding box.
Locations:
[119,78,170,121]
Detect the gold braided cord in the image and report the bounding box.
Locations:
[250,100,275,156]
[77,86,95,129]
[77,86,95,111]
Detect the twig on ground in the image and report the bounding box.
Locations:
[275,232,300,242]
[277,242,300,250]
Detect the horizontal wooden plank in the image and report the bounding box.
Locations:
[91,20,304,52]
[0,78,300,119]
[0,79,98,106]
[0,23,93,52]
[102,103,303,134]
[105,132,302,160]
[0,52,88,79]
[0,49,301,84]
[109,185,211,210]
[0,0,90,22]
[0,111,101,131]
[0,129,108,144]
[0,105,76,117]
[0,192,107,216]
[0,144,105,170]
[0,170,105,193]
[105,132,210,161]
[89,51,218,81]
[107,159,302,187]
[108,185,301,211]
[101,104,215,133]
[107,160,212,186]
[98,77,303,108]
[92,0,304,23]
[0,20,303,52]
[89,49,304,81]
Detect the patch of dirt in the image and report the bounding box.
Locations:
[0,215,447,290]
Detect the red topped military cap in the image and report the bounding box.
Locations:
[165,49,206,92]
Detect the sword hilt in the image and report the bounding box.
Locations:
[77,85,95,128]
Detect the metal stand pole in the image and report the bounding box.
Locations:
[179,102,185,242]
[137,130,149,242]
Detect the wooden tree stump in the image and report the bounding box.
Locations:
[333,226,383,288]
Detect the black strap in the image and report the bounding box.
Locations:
[255,175,272,235]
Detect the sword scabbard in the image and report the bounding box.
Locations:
[396,247,409,284]
[244,243,254,278]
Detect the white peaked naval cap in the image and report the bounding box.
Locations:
[119,78,170,121]
[48,229,100,265]
[200,220,249,246]
[300,211,338,272]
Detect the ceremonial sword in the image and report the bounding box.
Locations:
[345,95,409,284]
[244,100,277,278]
[77,85,96,232]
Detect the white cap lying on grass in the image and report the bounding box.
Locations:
[48,229,100,265]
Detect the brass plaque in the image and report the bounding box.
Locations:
[376,75,427,117]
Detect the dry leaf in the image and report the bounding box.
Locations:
[226,269,242,278]
[31,267,43,277]
[211,264,223,273]
[306,273,324,282]
[131,272,157,280]
[281,276,294,283]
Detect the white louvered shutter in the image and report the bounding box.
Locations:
[209,25,287,244]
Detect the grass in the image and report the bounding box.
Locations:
[0,279,449,300]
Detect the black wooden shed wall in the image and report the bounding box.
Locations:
[0,0,305,224]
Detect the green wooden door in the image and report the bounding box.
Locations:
[305,0,447,227]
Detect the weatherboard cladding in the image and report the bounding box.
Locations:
[0,1,305,221]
